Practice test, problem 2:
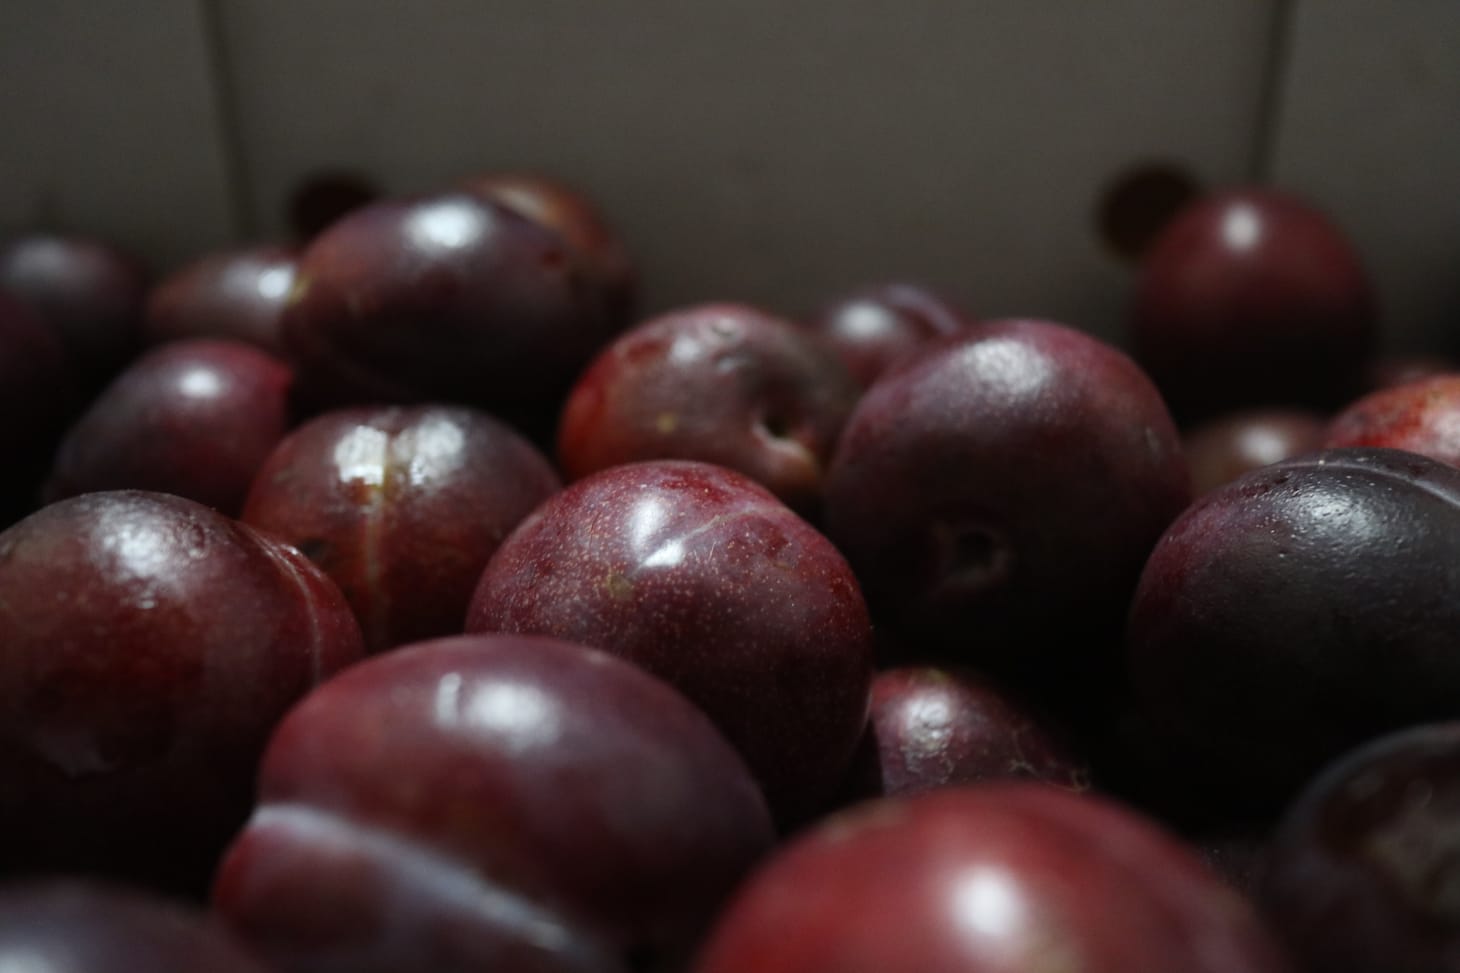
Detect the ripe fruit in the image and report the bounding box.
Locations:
[143,245,298,352]
[694,785,1292,973]
[802,282,972,388]
[1132,188,1375,417]
[0,491,364,888]
[1128,448,1460,806]
[824,319,1189,688]
[467,460,874,822]
[557,304,858,512]
[0,292,72,524]
[45,339,294,516]
[1264,722,1460,973]
[215,635,775,973]
[1184,408,1327,495]
[243,404,561,652]
[1325,373,1460,468]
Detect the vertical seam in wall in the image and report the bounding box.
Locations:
[197,0,255,238]
[1249,0,1299,182]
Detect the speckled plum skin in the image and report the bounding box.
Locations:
[1263,723,1460,973]
[802,282,972,387]
[1128,448,1460,804]
[693,785,1293,973]
[1325,374,1460,468]
[841,667,1089,801]
[1184,408,1327,496]
[0,233,148,389]
[0,491,364,887]
[467,460,874,822]
[144,245,298,352]
[44,339,295,516]
[243,405,561,653]
[0,293,73,525]
[460,172,636,327]
[214,635,775,973]
[823,319,1189,682]
[0,882,272,973]
[281,191,617,425]
[1132,188,1375,418]
[557,304,859,512]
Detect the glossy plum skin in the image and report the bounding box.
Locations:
[823,319,1189,684]
[1184,408,1327,496]
[840,667,1089,801]
[0,293,73,524]
[0,491,364,888]
[467,460,874,823]
[0,881,272,973]
[461,172,636,327]
[214,635,775,973]
[1128,448,1460,806]
[694,785,1293,973]
[1325,374,1460,468]
[44,339,294,516]
[1132,188,1375,418]
[803,282,972,387]
[0,233,149,388]
[144,245,298,352]
[1263,722,1460,973]
[557,304,859,512]
[243,405,561,653]
[281,191,616,426]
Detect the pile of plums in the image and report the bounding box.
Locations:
[2,169,1460,973]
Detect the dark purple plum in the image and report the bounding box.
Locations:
[0,491,364,889]
[840,666,1089,801]
[143,245,298,352]
[0,233,148,388]
[461,171,636,327]
[1263,722,1460,973]
[1184,408,1327,496]
[280,191,618,429]
[214,635,775,973]
[44,339,294,516]
[694,785,1293,973]
[823,319,1189,689]
[802,282,972,388]
[1128,448,1460,806]
[0,292,73,524]
[1325,374,1460,468]
[467,460,873,823]
[0,881,271,973]
[1132,188,1375,418]
[243,405,561,652]
[557,304,858,513]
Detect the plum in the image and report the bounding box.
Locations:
[1184,408,1327,495]
[0,233,148,389]
[1132,188,1375,418]
[0,292,73,525]
[1128,447,1460,807]
[144,245,298,352]
[1263,722,1460,972]
[214,635,775,973]
[694,784,1293,973]
[0,491,364,889]
[1325,373,1460,468]
[280,191,618,429]
[0,881,270,972]
[802,282,972,388]
[461,171,636,327]
[467,460,873,823]
[556,304,859,513]
[823,319,1189,690]
[243,405,561,652]
[44,339,295,516]
[840,666,1089,801]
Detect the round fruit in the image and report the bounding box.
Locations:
[1184,408,1326,495]
[802,282,972,388]
[1325,373,1460,469]
[143,245,298,352]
